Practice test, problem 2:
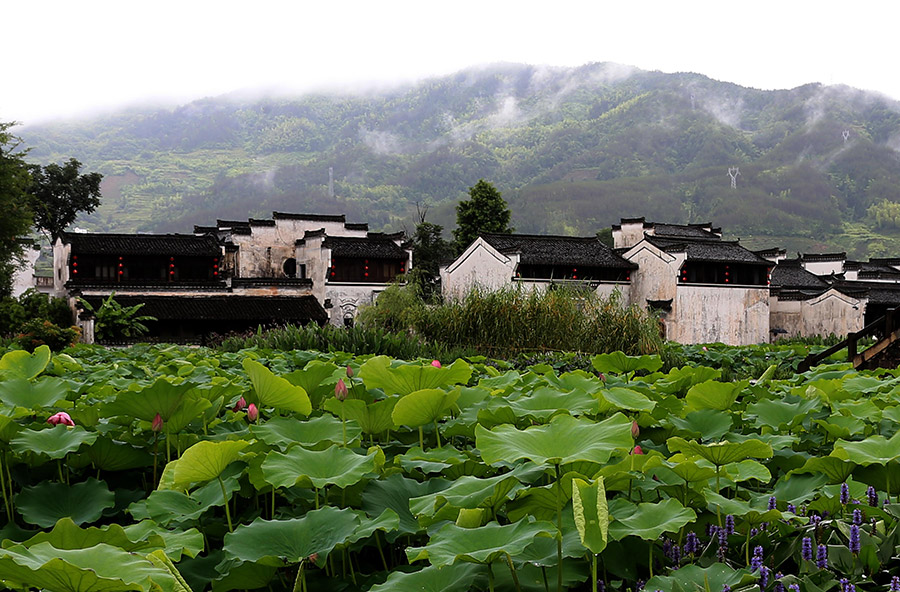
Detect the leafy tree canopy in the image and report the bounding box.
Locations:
[27,158,102,242]
[0,123,38,296]
[453,179,512,254]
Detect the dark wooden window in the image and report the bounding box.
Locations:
[329,258,403,283]
[679,262,768,286]
[516,264,630,282]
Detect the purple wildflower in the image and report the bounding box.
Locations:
[717,528,728,562]
[759,566,770,588]
[816,543,828,569]
[707,523,718,537]
[840,482,850,505]
[670,544,681,565]
[774,581,784,592]
[810,514,821,527]
[750,545,764,572]
[768,496,777,510]
[852,508,863,525]
[635,579,644,591]
[598,581,605,592]
[684,531,700,555]
[890,575,900,592]
[787,503,796,514]
[871,517,878,536]
[725,514,735,536]
[801,536,813,561]
[867,485,879,506]
[750,527,759,537]
[849,524,860,554]
[789,586,800,592]
[722,587,731,592]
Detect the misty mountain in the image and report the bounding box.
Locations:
[18,62,900,257]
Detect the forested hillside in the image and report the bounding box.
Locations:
[19,62,900,257]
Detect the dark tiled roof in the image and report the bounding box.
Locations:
[345,223,369,231]
[647,236,770,265]
[650,223,721,240]
[193,226,218,234]
[249,219,276,227]
[323,236,408,260]
[82,295,327,322]
[64,233,221,257]
[481,233,636,269]
[770,260,829,289]
[800,252,846,262]
[216,220,251,228]
[273,212,346,222]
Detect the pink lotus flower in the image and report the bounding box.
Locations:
[151,413,164,432]
[247,403,258,423]
[47,411,74,427]
[335,378,348,401]
[233,396,247,412]
[632,445,643,455]
[346,365,354,378]
[431,360,441,368]
[631,420,640,439]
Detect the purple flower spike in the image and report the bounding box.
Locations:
[816,543,828,569]
[774,582,784,592]
[867,485,878,507]
[725,514,735,535]
[849,524,860,554]
[840,482,850,505]
[717,528,728,562]
[759,566,770,588]
[787,503,796,514]
[722,587,731,592]
[768,496,777,510]
[789,586,800,592]
[801,536,813,561]
[852,508,863,526]
[684,531,700,555]
[890,575,900,592]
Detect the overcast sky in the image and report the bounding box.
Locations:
[5,1,899,125]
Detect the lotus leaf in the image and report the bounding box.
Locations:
[104,378,211,433]
[124,521,204,561]
[595,387,656,413]
[146,549,194,592]
[242,358,311,415]
[361,474,452,536]
[815,415,867,440]
[723,459,771,483]
[406,519,556,567]
[392,387,460,428]
[395,445,469,474]
[790,456,856,484]
[685,380,746,412]
[747,396,820,430]
[572,477,608,554]
[360,356,472,396]
[833,432,900,465]
[283,360,339,407]
[252,414,360,451]
[506,483,564,522]
[323,396,396,435]
[0,541,175,592]
[223,506,360,565]
[409,472,526,517]
[261,444,377,489]
[16,479,115,528]
[771,473,828,505]
[11,425,98,459]
[170,440,249,489]
[0,345,51,380]
[476,413,633,467]
[15,517,162,553]
[667,436,772,467]
[591,352,662,376]
[368,563,481,592]
[668,409,733,441]
[0,377,69,409]
[645,563,755,592]
[87,436,153,471]
[608,498,696,541]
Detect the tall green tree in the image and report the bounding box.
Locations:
[0,122,38,296]
[409,204,452,300]
[27,158,102,242]
[452,179,513,254]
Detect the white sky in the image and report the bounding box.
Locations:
[4,1,899,125]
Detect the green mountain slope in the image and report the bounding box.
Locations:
[19,62,900,257]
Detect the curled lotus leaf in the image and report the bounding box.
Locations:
[591,352,662,376]
[252,415,361,451]
[406,519,556,567]
[360,356,472,396]
[832,432,900,465]
[242,358,311,415]
[0,345,51,381]
[261,444,377,489]
[170,440,249,489]
[685,380,747,412]
[667,436,772,467]
[11,425,98,460]
[392,388,460,429]
[368,563,481,592]
[572,477,609,554]
[608,498,696,541]
[16,479,115,528]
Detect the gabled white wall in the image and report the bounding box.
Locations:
[441,238,517,299]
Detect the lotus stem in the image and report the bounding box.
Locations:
[315,486,320,510]
[374,529,389,571]
[592,554,598,592]
[487,562,495,592]
[434,420,441,448]
[0,453,10,518]
[218,476,233,532]
[291,559,305,592]
[555,462,563,592]
[541,566,550,592]
[152,433,159,486]
[418,426,424,450]
[505,552,521,592]
[341,400,346,447]
[648,540,653,578]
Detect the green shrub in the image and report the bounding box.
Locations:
[79,293,155,341]
[16,319,80,352]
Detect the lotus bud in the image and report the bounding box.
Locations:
[431,360,441,368]
[335,378,348,401]
[346,365,354,378]
[233,396,247,412]
[151,413,164,432]
[247,403,258,423]
[631,420,640,439]
[308,552,319,565]
[599,373,606,382]
[632,445,643,455]
[47,411,75,427]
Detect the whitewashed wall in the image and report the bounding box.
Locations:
[672,285,770,345]
[441,239,517,299]
[771,290,864,340]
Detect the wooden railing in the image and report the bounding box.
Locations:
[797,307,898,372]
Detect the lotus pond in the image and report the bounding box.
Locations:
[0,343,898,592]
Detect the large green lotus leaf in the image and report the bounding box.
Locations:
[223,507,360,565]
[726,431,798,451]
[0,345,51,380]
[668,409,732,442]
[652,365,721,395]
[409,472,526,518]
[572,477,608,554]
[507,386,597,421]
[591,352,662,375]
[252,415,360,451]
[843,375,888,395]
[87,436,153,471]
[789,456,856,484]
[261,444,376,489]
[368,563,481,592]
[209,560,277,592]
[476,413,633,467]
[833,432,900,465]
[17,479,115,528]
[171,440,249,489]
[666,460,717,484]
[323,396,397,435]
[10,425,98,459]
[596,387,656,414]
[145,549,194,592]
[595,453,659,492]
[833,399,882,422]
[703,491,756,516]
[645,563,755,592]
[667,436,772,467]
[685,380,747,412]
[283,360,338,407]
[852,463,900,496]
[359,356,472,396]
[723,459,771,484]
[608,499,696,541]
[0,377,69,409]
[0,541,174,592]
[392,388,460,428]
[396,445,469,474]
[15,517,161,553]
[506,484,563,522]
[124,521,204,561]
[242,358,311,415]
[747,396,820,430]
[362,474,451,536]
[131,491,206,525]
[771,473,828,505]
[815,415,866,440]
[105,379,211,433]
[406,520,556,567]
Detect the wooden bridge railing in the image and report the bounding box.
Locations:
[797,308,898,373]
